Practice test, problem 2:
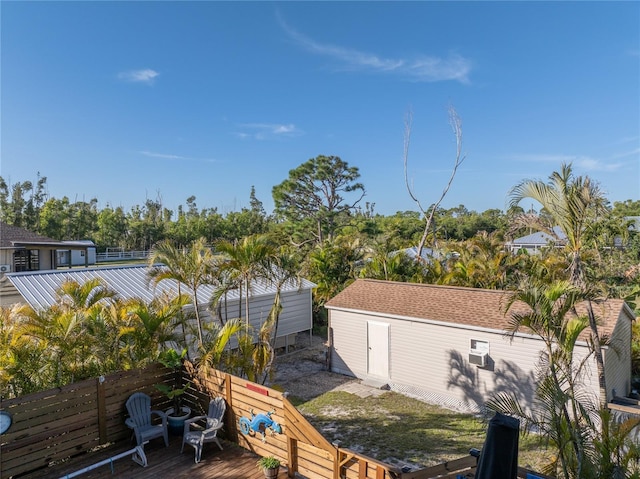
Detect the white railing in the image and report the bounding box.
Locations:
[96,250,150,262]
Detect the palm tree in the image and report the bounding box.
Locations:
[196,317,242,374]
[263,245,301,347]
[215,234,276,331]
[147,237,217,347]
[214,239,300,383]
[508,163,609,407]
[18,302,86,387]
[488,280,597,478]
[307,236,364,306]
[56,278,116,314]
[509,163,607,286]
[359,238,427,283]
[83,299,126,373]
[119,293,190,368]
[0,305,49,397]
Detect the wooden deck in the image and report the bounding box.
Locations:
[17,437,282,479]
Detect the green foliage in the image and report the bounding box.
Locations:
[611,200,640,217]
[307,237,364,313]
[590,408,640,479]
[488,280,640,478]
[157,347,188,369]
[197,318,243,372]
[272,155,365,243]
[95,206,128,250]
[155,348,190,413]
[256,455,281,469]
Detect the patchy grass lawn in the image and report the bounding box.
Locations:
[293,390,549,472]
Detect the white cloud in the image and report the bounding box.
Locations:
[138,151,216,163]
[512,154,576,164]
[139,151,185,160]
[405,54,472,83]
[575,157,622,172]
[609,147,640,160]
[511,153,623,172]
[118,69,159,84]
[278,14,471,83]
[236,123,302,140]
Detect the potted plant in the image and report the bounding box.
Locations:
[256,455,281,478]
[155,348,191,435]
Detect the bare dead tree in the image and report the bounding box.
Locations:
[404,105,465,261]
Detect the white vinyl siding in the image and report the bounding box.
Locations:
[329,308,603,413]
[330,311,368,377]
[215,289,312,337]
[604,312,633,399]
[182,289,313,355]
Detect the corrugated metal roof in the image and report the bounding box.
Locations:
[7,264,315,311]
[511,226,567,246]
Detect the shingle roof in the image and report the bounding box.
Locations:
[325,279,630,338]
[0,221,62,248]
[8,264,315,311]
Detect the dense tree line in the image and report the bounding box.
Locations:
[6,173,634,253]
[2,163,639,329]
[2,164,639,316]
[2,160,640,477]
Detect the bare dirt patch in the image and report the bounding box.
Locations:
[269,333,357,402]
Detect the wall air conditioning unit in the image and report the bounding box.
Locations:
[0,264,11,273]
[469,349,488,367]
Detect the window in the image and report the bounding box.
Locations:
[470,339,489,354]
[13,249,40,272]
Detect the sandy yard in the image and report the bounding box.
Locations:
[268,333,358,401]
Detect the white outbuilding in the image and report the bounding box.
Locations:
[326,279,635,413]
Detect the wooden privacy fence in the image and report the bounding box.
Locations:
[0,364,173,478]
[1,363,550,479]
[0,364,400,479]
[187,365,402,479]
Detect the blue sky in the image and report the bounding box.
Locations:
[2,1,639,217]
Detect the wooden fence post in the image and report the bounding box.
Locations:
[225,373,238,441]
[287,436,298,478]
[96,375,107,444]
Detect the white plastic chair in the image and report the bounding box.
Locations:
[181,397,226,463]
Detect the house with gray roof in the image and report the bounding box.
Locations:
[504,225,567,254]
[325,279,634,413]
[0,222,94,305]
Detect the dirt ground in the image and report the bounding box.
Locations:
[268,333,357,401]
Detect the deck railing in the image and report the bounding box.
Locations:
[0,365,550,479]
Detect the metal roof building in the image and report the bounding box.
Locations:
[6,264,316,349]
[7,264,315,311]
